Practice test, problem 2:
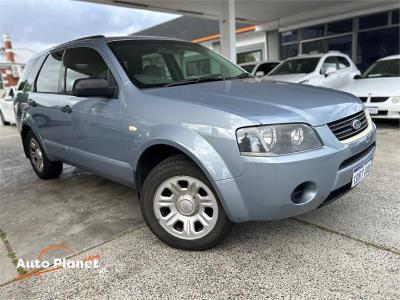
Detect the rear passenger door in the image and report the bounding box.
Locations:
[57,46,125,179]
[29,50,66,157]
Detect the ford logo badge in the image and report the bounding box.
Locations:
[352,119,361,130]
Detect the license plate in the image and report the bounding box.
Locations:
[368,106,378,115]
[351,158,372,188]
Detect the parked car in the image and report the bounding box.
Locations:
[264,52,360,89]
[0,86,16,125]
[343,55,400,121]
[15,36,376,250]
[239,61,280,77]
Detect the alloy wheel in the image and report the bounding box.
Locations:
[29,137,44,172]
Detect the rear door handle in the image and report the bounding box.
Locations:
[27,99,37,107]
[60,105,72,114]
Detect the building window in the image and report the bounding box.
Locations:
[359,12,389,30]
[302,25,325,40]
[281,44,298,60]
[392,9,399,24]
[357,26,400,71]
[280,31,298,60]
[301,35,352,57]
[237,50,262,64]
[280,31,298,44]
[327,19,353,35]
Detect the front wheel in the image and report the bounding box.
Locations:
[25,131,63,179]
[141,155,233,250]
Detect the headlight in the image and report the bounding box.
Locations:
[391,96,400,103]
[299,80,309,84]
[236,124,322,156]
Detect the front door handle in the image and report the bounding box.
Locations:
[60,105,72,114]
[27,99,37,107]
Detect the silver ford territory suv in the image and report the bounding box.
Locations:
[14,36,376,250]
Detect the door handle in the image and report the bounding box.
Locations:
[27,99,37,107]
[60,105,72,114]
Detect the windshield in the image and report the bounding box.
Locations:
[269,58,320,75]
[108,40,247,88]
[241,64,256,73]
[361,59,400,78]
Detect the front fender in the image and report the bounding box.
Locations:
[132,125,243,182]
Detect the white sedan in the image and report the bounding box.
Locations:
[344,55,400,120]
[0,86,16,125]
[263,52,360,89]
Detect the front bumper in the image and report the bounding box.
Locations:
[366,102,400,119]
[214,122,376,223]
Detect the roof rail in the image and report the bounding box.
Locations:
[73,35,105,42]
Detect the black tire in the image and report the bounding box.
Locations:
[25,131,63,179]
[0,110,10,126]
[141,154,233,251]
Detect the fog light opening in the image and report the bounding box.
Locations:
[291,182,317,204]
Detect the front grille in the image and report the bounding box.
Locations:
[339,142,376,170]
[370,97,388,103]
[328,110,368,141]
[358,97,388,103]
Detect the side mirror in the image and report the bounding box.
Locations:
[255,71,265,77]
[72,78,116,98]
[324,67,336,77]
[353,74,361,80]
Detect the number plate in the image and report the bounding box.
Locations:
[351,158,372,188]
[368,106,378,115]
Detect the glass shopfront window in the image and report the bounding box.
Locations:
[327,19,353,35]
[302,35,352,57]
[359,12,388,30]
[392,9,399,24]
[357,26,400,71]
[237,50,262,64]
[302,25,325,40]
[280,31,298,59]
[279,9,399,70]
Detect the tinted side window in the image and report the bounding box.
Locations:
[337,56,350,69]
[36,51,63,93]
[320,57,338,74]
[66,47,116,93]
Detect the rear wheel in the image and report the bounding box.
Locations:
[25,131,63,179]
[141,155,233,250]
[0,110,10,126]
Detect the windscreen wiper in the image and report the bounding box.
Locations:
[164,76,225,87]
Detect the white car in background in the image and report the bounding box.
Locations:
[344,55,400,121]
[263,52,360,89]
[0,86,16,125]
[239,61,280,77]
